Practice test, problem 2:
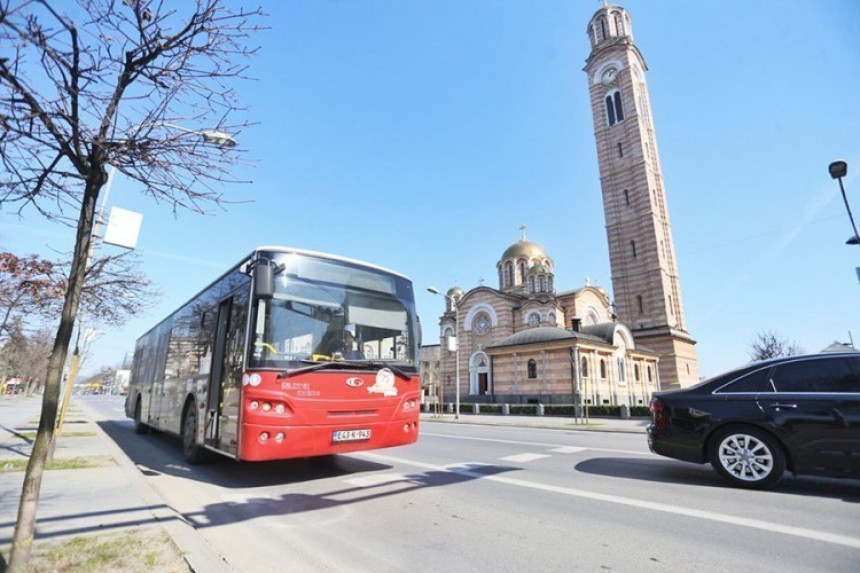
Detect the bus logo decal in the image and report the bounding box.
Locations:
[345,377,365,388]
[368,368,398,397]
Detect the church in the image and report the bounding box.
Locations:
[427,3,699,408]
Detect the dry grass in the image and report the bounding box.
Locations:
[1,527,191,572]
[0,456,116,473]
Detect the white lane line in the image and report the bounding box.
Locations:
[500,453,551,463]
[550,446,586,454]
[420,431,651,457]
[356,451,860,550]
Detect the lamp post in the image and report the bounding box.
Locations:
[428,286,460,419]
[828,160,860,246]
[63,123,238,413]
[93,124,238,256]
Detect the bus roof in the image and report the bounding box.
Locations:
[254,246,412,282]
[133,246,413,346]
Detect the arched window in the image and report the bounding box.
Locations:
[614,91,624,122]
[527,359,537,379]
[473,313,491,335]
[581,357,589,378]
[600,359,607,378]
[528,313,540,328]
[539,275,546,292]
[614,13,624,36]
[505,262,513,287]
[630,240,637,258]
[605,95,616,126]
[634,364,640,381]
[624,189,630,205]
[518,261,526,283]
[636,295,644,314]
[647,366,653,382]
[617,358,626,382]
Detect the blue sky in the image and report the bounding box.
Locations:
[2,0,859,379]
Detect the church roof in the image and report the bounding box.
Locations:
[486,326,607,349]
[501,238,548,262]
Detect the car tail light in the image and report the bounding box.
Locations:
[650,397,669,429]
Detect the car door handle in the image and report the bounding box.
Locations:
[768,403,797,409]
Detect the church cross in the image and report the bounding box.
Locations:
[519,223,527,241]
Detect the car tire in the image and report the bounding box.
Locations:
[708,426,786,489]
[182,405,210,464]
[133,399,149,435]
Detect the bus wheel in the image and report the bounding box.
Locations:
[133,399,149,435]
[182,406,210,464]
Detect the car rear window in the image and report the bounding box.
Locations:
[770,357,859,393]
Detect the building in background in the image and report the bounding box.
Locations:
[583,3,698,388]
[429,3,698,406]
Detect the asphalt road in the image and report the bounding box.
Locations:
[83,395,860,572]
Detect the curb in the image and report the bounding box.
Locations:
[78,401,231,573]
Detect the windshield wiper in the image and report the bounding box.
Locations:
[341,360,412,380]
[277,359,412,380]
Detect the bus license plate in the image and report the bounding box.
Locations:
[332,429,371,442]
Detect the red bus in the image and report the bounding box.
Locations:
[125,246,421,463]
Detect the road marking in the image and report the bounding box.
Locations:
[500,453,550,463]
[356,451,860,550]
[421,431,651,457]
[550,446,586,454]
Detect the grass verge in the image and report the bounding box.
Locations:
[1,527,191,572]
[0,455,115,473]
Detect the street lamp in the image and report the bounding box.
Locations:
[828,160,860,246]
[67,123,238,403]
[428,286,460,420]
[93,124,238,252]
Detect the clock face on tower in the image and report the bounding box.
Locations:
[601,67,618,86]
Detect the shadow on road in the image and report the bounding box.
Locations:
[97,417,520,531]
[574,456,860,501]
[97,418,395,488]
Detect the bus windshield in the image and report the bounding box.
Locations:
[249,252,418,371]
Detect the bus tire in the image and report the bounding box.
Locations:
[133,398,150,435]
[181,405,210,464]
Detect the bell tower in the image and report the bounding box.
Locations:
[583,4,698,388]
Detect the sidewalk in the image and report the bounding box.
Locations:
[0,395,227,572]
[0,396,647,571]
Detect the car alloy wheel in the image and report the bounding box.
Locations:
[708,426,786,489]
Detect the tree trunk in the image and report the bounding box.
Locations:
[7,175,100,572]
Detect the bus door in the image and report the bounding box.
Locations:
[205,293,247,456]
[150,322,172,427]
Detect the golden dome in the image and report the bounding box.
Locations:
[527,262,551,276]
[501,238,548,261]
[446,286,465,300]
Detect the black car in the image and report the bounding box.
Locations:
[647,352,860,489]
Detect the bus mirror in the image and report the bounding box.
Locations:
[254,260,274,299]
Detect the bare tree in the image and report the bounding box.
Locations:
[0,252,65,338]
[0,327,53,392]
[749,330,805,362]
[0,1,262,568]
[1,249,158,336]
